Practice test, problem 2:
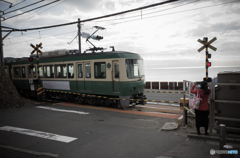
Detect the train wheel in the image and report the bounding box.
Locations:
[64,94,70,102]
[85,98,92,105]
[105,98,111,107]
[99,99,105,106]
[45,92,50,99]
[78,97,85,104]
[92,98,98,106]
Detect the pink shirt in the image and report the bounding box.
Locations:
[190,85,211,111]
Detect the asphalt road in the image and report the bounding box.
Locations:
[0,100,223,158]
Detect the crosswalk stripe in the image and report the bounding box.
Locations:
[36,106,89,115]
[0,126,77,143]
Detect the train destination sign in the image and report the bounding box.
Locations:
[42,81,70,90]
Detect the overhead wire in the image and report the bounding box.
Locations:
[4,0,45,15]
[6,0,239,32]
[3,0,60,20]
[13,0,68,25]
[90,0,240,26]
[92,0,199,23]
[6,0,178,31]
[3,0,240,46]
[3,0,26,12]
[4,30,76,46]
[3,0,179,41]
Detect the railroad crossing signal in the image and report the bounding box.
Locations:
[197,37,217,82]
[198,37,217,52]
[30,43,43,55]
[29,43,44,101]
[28,56,34,62]
[29,64,34,69]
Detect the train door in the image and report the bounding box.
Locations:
[112,60,120,93]
[84,62,92,92]
[77,63,84,90]
[77,62,92,92]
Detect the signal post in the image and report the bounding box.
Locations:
[198,37,217,82]
[29,43,45,101]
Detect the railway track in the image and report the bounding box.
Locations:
[38,98,182,116]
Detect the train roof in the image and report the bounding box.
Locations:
[5,51,143,65]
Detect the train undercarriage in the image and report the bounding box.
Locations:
[18,89,147,109]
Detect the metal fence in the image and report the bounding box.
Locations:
[182,80,240,134]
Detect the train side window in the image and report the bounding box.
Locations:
[33,67,36,78]
[114,63,119,78]
[94,62,106,79]
[85,63,91,78]
[39,66,43,78]
[78,64,83,78]
[52,66,55,78]
[56,64,66,78]
[13,67,21,78]
[28,67,32,78]
[68,64,74,78]
[4,67,7,74]
[22,66,26,78]
[44,65,54,78]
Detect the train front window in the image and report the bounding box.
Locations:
[126,59,144,79]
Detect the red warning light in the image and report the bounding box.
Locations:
[28,57,34,62]
[208,62,211,67]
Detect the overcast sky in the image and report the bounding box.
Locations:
[1,0,240,69]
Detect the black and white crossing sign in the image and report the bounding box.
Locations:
[198,37,217,52]
[30,43,43,55]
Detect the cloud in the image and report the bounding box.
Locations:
[64,0,104,12]
[103,1,116,11]
[188,21,240,37]
[1,0,240,70]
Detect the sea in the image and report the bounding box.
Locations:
[144,66,240,82]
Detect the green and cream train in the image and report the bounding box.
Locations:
[4,50,146,108]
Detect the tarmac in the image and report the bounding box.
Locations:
[1,98,240,158]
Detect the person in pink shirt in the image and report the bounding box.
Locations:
[191,81,211,135]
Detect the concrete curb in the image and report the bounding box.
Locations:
[188,134,240,144]
[0,145,58,158]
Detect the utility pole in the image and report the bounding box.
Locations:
[78,18,81,54]
[0,15,4,67]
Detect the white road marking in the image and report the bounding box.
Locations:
[147,102,179,107]
[0,126,77,143]
[36,106,89,114]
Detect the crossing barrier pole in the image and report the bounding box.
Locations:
[183,80,187,126]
